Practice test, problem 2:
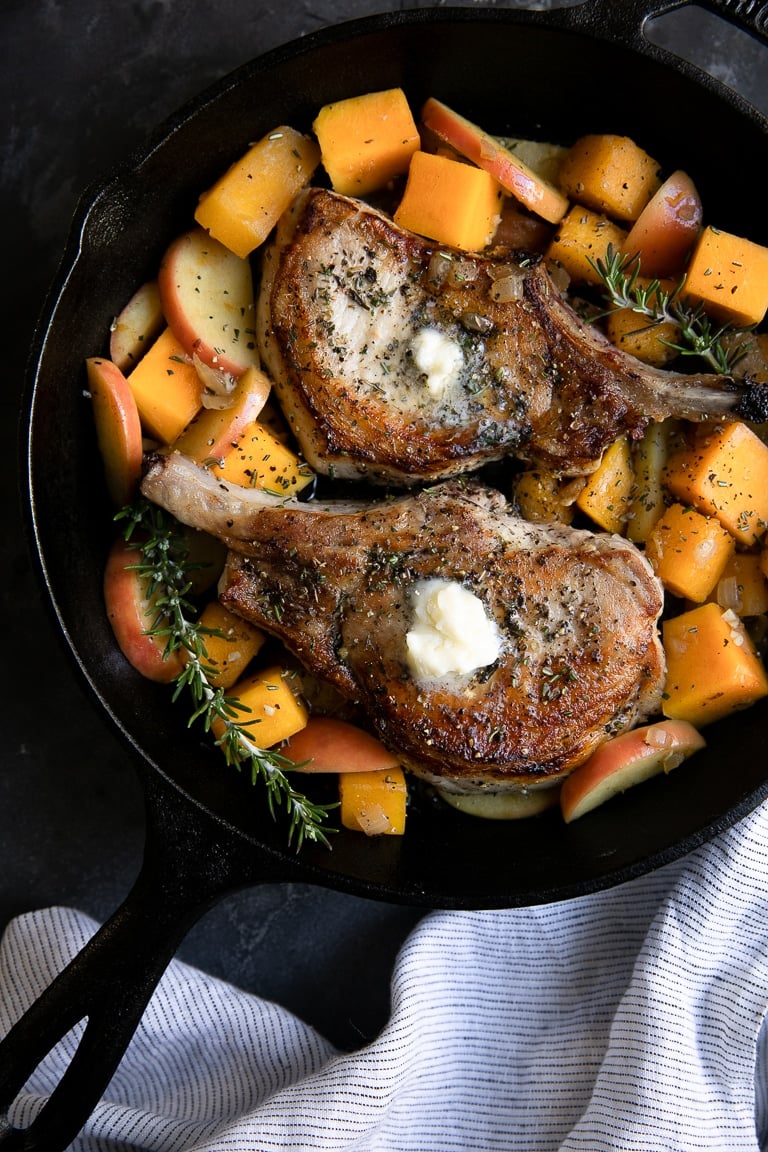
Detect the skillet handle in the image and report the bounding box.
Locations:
[556,0,768,51]
[0,771,299,1152]
[682,0,768,46]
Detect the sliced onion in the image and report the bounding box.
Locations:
[193,354,238,409]
[722,607,747,646]
[488,273,525,303]
[201,393,237,410]
[461,311,494,334]
[448,258,479,287]
[427,251,453,288]
[548,262,571,294]
[716,575,743,613]
[644,725,674,748]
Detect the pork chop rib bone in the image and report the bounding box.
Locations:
[256,187,766,487]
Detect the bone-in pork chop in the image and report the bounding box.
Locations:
[256,187,756,486]
[141,452,665,792]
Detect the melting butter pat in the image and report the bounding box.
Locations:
[406,579,501,679]
[410,328,463,396]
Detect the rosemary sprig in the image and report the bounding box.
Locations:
[590,244,749,375]
[115,498,336,850]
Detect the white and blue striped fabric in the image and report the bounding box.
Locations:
[4,797,768,1150]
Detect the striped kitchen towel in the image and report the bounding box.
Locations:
[3,797,768,1150]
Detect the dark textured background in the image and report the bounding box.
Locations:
[2,1,767,1051]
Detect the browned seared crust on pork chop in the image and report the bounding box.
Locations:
[141,452,665,791]
[256,187,747,486]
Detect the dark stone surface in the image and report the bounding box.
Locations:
[2,0,766,1051]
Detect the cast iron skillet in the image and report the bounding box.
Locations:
[3,1,768,1146]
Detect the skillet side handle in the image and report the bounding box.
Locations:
[0,773,299,1152]
[555,0,768,52]
[687,0,768,47]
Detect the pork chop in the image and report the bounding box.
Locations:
[141,451,665,792]
[255,187,758,486]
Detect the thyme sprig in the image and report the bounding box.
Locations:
[115,497,336,850]
[590,244,748,375]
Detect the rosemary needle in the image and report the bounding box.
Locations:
[589,244,749,376]
[114,498,336,850]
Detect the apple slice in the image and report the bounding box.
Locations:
[560,719,705,823]
[420,97,569,224]
[109,280,164,371]
[621,170,703,279]
[279,716,401,773]
[86,356,143,507]
[172,364,272,463]
[495,136,569,187]
[437,786,559,820]
[103,535,185,683]
[158,226,260,378]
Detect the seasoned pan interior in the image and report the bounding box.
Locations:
[25,11,768,908]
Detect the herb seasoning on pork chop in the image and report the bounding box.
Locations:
[255,187,747,487]
[141,452,665,792]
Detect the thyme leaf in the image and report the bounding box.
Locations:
[589,244,749,375]
[115,498,336,850]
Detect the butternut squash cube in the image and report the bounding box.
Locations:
[559,133,662,222]
[684,225,768,326]
[212,665,308,749]
[603,308,681,366]
[662,602,768,726]
[664,420,768,545]
[709,551,768,617]
[195,126,320,259]
[127,327,203,444]
[193,601,266,689]
[575,436,634,534]
[644,503,735,602]
[545,205,627,286]
[393,151,503,251]
[313,87,420,197]
[511,469,574,524]
[339,767,407,836]
[210,420,314,496]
